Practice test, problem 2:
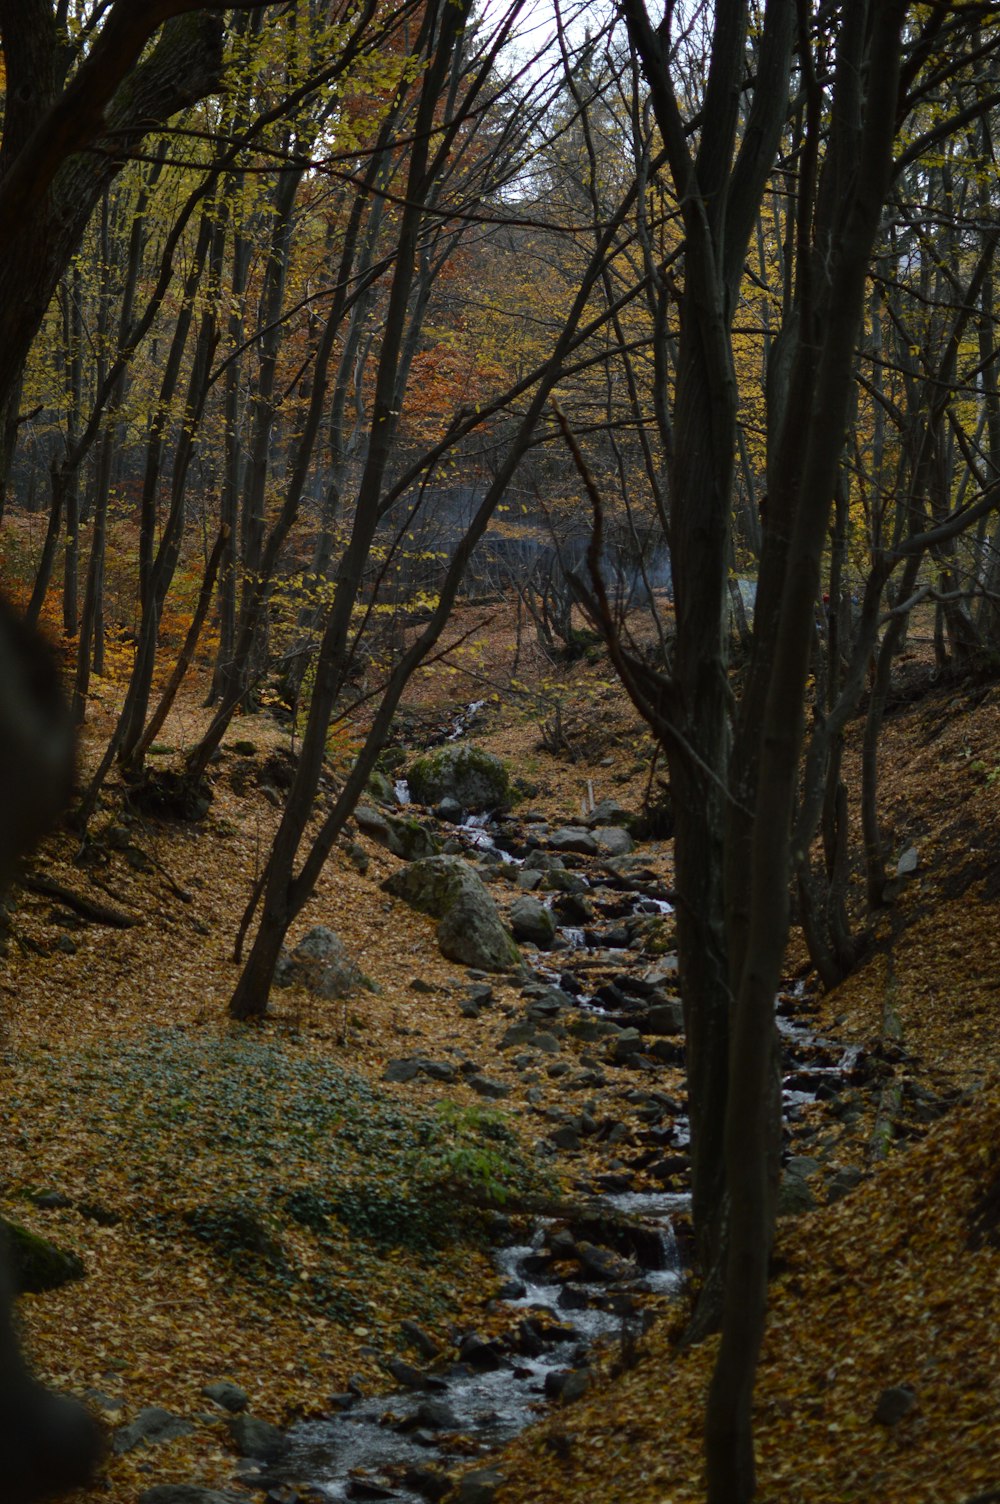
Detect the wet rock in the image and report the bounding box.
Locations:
[113,1406,195,1454]
[383,857,520,972]
[404,1466,453,1500]
[873,1384,917,1425]
[385,1358,427,1389]
[575,1241,626,1281]
[228,1413,290,1462]
[435,796,464,823]
[544,1368,591,1403]
[407,745,510,812]
[275,926,377,1000]
[139,1490,245,1504]
[202,1380,249,1413]
[497,1278,526,1300]
[410,1399,460,1431]
[509,896,557,948]
[456,1469,504,1504]
[457,1334,504,1371]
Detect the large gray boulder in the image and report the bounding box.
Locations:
[406,745,510,812]
[274,926,376,999]
[354,805,440,861]
[383,856,520,971]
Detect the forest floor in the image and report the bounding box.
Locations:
[1,603,999,1504]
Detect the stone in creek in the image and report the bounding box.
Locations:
[548,827,599,856]
[457,1334,504,1372]
[516,869,544,891]
[509,896,557,948]
[227,1412,290,1463]
[593,827,635,857]
[138,1491,246,1504]
[456,1469,505,1504]
[399,1399,460,1432]
[553,892,594,925]
[544,1368,591,1403]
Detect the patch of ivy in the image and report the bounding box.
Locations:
[284,1188,332,1233]
[184,1200,287,1270]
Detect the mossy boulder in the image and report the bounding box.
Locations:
[383,856,520,971]
[1,1219,85,1292]
[406,745,511,813]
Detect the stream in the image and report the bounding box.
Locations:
[258,722,864,1501]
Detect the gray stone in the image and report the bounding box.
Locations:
[826,1166,866,1203]
[509,896,557,948]
[873,1385,917,1426]
[410,1399,459,1430]
[548,826,598,856]
[139,1491,245,1504]
[1,1219,85,1292]
[201,1381,249,1414]
[544,1367,591,1403]
[457,1469,505,1504]
[585,798,633,828]
[407,745,510,812]
[466,1075,511,1100]
[401,1319,440,1361]
[540,868,588,894]
[608,1027,644,1063]
[227,1412,290,1462]
[521,850,552,871]
[499,1021,537,1050]
[642,999,685,1035]
[778,1163,817,1216]
[516,869,543,891]
[112,1407,195,1455]
[383,1058,423,1083]
[383,857,520,973]
[593,826,635,857]
[275,925,375,1000]
[896,845,919,876]
[435,796,464,823]
[457,1334,503,1371]
[355,806,440,861]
